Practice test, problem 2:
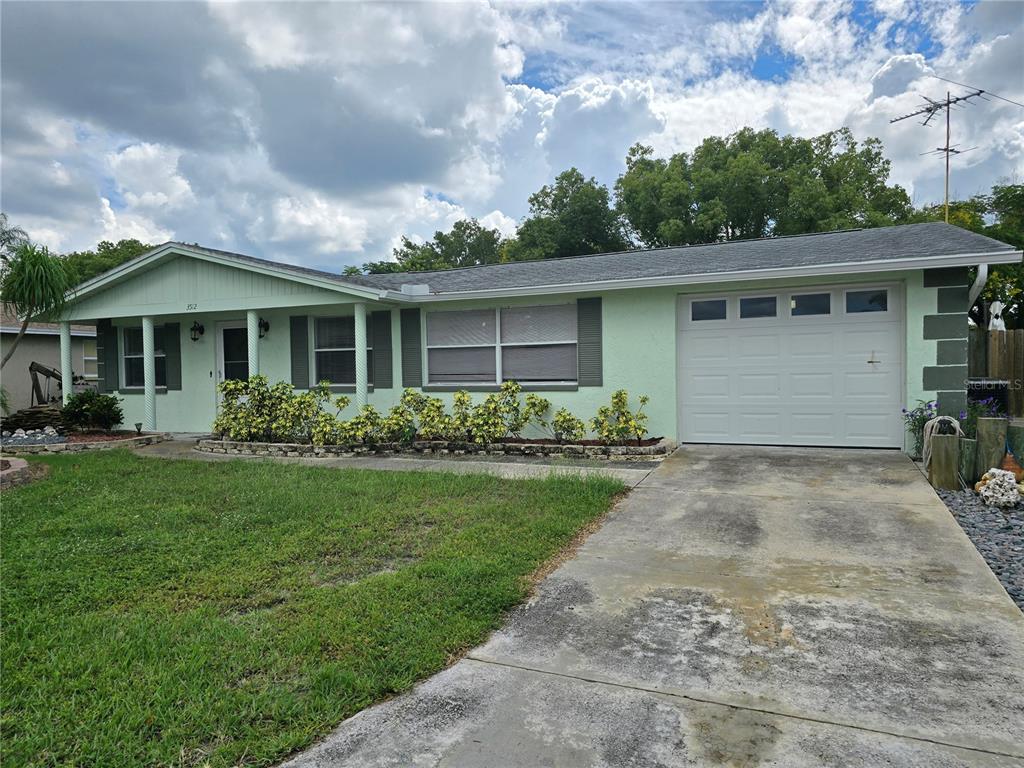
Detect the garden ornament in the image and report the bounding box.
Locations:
[988,300,1006,331]
[921,414,963,471]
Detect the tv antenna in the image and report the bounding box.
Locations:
[890,75,1024,223]
[890,88,986,223]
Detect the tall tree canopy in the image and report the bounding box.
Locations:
[360,219,503,274]
[615,127,913,247]
[503,168,627,262]
[61,239,152,287]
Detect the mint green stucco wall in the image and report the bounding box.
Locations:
[75,256,952,446]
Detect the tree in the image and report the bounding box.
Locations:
[615,128,913,247]
[504,168,627,261]
[1,242,71,369]
[357,219,504,274]
[62,239,152,286]
[0,212,29,262]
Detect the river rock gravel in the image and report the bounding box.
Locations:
[938,489,1023,611]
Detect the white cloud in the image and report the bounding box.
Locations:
[1,0,1021,270]
[109,143,195,211]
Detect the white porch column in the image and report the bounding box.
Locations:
[354,302,368,408]
[246,310,260,377]
[141,316,156,431]
[59,321,73,405]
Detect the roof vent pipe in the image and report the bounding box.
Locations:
[968,264,988,307]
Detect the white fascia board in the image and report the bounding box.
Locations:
[381,249,1023,303]
[66,244,387,304]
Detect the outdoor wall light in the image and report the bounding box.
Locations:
[258,318,270,338]
[190,321,205,342]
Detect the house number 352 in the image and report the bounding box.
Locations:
[186,303,198,310]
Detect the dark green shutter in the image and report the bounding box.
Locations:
[96,319,119,393]
[400,308,422,387]
[371,310,393,389]
[290,315,309,389]
[164,322,181,390]
[577,297,602,387]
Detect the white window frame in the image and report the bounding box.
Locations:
[842,286,892,319]
[312,316,372,386]
[424,304,579,386]
[119,326,166,389]
[82,337,99,380]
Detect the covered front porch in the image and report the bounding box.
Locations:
[58,242,393,433]
[58,304,378,433]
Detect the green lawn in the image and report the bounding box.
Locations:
[1,451,623,767]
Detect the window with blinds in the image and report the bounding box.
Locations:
[122,326,166,388]
[314,317,373,385]
[425,304,577,384]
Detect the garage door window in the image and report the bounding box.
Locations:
[691,299,727,321]
[791,293,831,316]
[846,289,888,313]
[740,296,777,319]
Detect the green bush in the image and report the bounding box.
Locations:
[62,390,124,432]
[214,377,350,444]
[552,407,586,443]
[590,390,650,445]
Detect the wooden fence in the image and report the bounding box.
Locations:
[968,328,1024,416]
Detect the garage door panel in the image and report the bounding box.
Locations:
[789,412,837,440]
[842,371,898,399]
[738,373,779,398]
[790,372,834,398]
[737,412,783,439]
[689,373,731,399]
[844,413,896,440]
[679,287,902,448]
[686,336,731,364]
[789,331,835,360]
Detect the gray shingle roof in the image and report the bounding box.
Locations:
[173,223,1019,297]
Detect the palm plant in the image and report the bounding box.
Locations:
[1,242,71,369]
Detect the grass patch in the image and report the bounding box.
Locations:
[1,450,623,766]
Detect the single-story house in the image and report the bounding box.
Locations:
[1,304,96,412]
[53,222,1021,449]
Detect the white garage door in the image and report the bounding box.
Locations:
[678,285,904,448]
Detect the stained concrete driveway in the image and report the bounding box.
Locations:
[284,445,1024,767]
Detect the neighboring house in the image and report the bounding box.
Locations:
[52,222,1021,449]
[0,304,96,412]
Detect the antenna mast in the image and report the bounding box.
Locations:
[890,88,985,222]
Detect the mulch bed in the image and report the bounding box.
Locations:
[487,436,663,447]
[65,431,139,443]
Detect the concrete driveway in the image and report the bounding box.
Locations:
[284,445,1024,767]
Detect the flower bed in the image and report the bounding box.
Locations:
[0,432,166,455]
[196,436,676,461]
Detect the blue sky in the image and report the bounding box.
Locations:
[1,0,1021,271]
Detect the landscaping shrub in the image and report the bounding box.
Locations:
[591,389,650,446]
[902,399,937,458]
[958,396,1004,440]
[551,407,586,443]
[212,378,607,447]
[62,390,123,431]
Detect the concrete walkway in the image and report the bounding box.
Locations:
[133,436,655,486]
[282,445,1024,767]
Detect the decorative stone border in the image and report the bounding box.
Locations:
[0,433,167,455]
[197,436,677,462]
[1,456,33,489]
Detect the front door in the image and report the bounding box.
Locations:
[216,322,249,392]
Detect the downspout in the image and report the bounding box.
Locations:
[969,264,988,307]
